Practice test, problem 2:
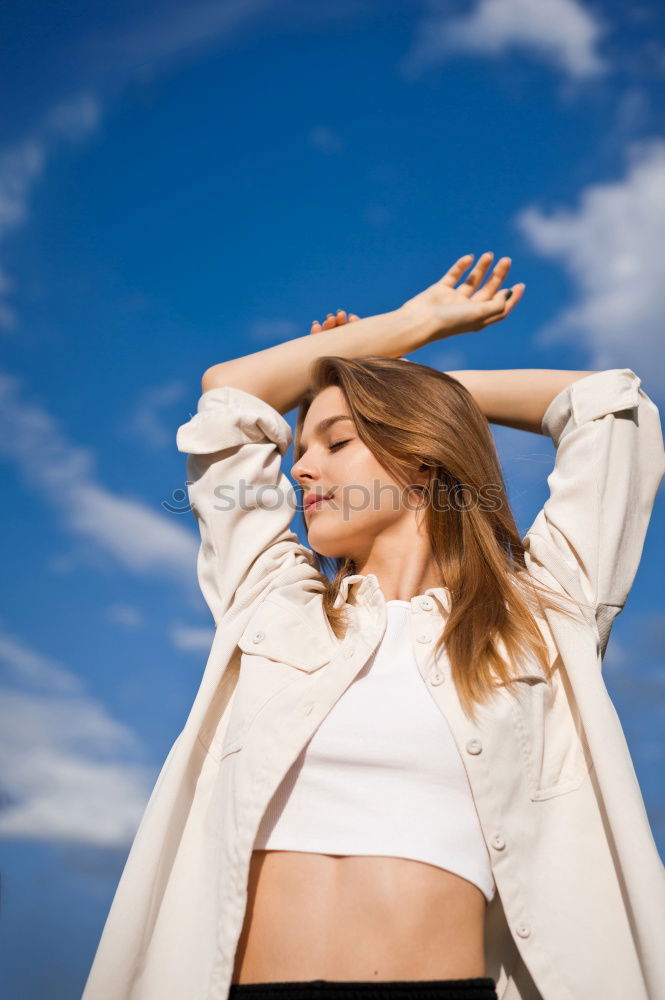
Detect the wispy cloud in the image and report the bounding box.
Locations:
[81,0,275,88]
[515,139,665,398]
[0,369,198,579]
[0,2,275,332]
[170,623,216,651]
[43,92,101,141]
[122,378,189,449]
[0,625,152,846]
[104,604,145,629]
[401,0,609,82]
[0,629,84,696]
[0,94,102,331]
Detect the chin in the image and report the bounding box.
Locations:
[305,531,352,562]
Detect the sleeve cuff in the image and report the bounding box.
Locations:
[176,385,293,456]
[541,368,642,446]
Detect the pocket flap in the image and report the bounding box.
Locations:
[237,595,332,672]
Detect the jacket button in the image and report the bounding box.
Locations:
[428,668,444,686]
[344,646,355,659]
[515,922,531,938]
[419,597,434,611]
[490,833,506,850]
[252,630,265,643]
[466,738,482,755]
[416,632,432,643]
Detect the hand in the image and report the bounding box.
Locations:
[310,309,361,334]
[398,252,525,341]
[310,309,412,362]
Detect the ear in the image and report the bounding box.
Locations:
[412,461,430,489]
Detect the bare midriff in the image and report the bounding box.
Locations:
[231,849,488,984]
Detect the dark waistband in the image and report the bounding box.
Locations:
[228,978,498,1000]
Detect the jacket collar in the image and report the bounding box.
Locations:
[333,571,451,614]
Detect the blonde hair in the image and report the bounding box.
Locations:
[295,355,589,723]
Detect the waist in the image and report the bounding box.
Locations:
[232,851,488,985]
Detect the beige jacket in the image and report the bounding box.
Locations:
[82,368,665,1000]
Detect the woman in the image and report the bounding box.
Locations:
[82,253,665,1000]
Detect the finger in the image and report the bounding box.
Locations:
[479,284,526,325]
[440,254,476,287]
[335,309,347,325]
[322,314,338,329]
[458,252,495,296]
[473,257,512,301]
[501,283,525,315]
[311,320,323,333]
[349,313,361,321]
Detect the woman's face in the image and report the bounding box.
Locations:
[290,385,425,561]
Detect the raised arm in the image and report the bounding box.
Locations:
[443,369,596,435]
[176,386,324,628]
[439,368,664,656]
[521,369,665,657]
[201,308,431,415]
[201,252,519,414]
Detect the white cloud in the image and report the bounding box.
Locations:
[44,92,101,141]
[401,0,609,81]
[0,626,152,846]
[0,2,289,335]
[514,139,665,397]
[121,378,189,449]
[105,604,144,629]
[170,623,216,652]
[84,0,274,87]
[0,139,45,243]
[0,92,102,332]
[0,369,199,581]
[0,629,84,696]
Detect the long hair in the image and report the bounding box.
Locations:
[294,355,589,723]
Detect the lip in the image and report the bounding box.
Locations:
[304,492,334,514]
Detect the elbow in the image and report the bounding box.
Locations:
[201,364,229,395]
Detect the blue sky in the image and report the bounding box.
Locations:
[1,1,664,996]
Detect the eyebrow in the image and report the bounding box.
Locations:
[295,415,354,462]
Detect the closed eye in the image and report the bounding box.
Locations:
[329,439,351,452]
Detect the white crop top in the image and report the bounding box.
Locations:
[253,601,496,904]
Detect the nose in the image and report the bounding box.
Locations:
[291,457,316,483]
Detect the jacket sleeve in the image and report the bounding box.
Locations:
[522,368,665,658]
[176,385,320,627]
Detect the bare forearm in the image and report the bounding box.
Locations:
[446,369,597,435]
[201,308,433,414]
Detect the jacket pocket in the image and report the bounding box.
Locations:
[216,594,333,760]
[507,658,593,800]
[236,593,333,672]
